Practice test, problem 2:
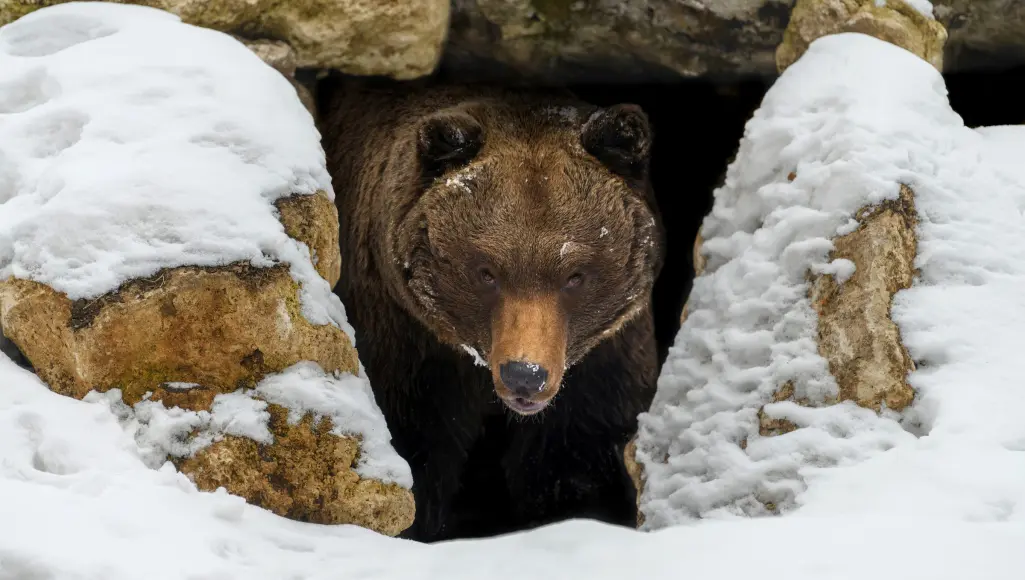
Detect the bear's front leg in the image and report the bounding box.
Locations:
[380,355,487,543]
[500,319,657,532]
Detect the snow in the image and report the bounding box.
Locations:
[636,29,1025,539]
[80,363,412,488]
[74,364,413,487]
[3,352,1025,580]
[461,344,489,368]
[0,1,348,332]
[253,362,413,487]
[877,0,935,19]
[2,5,1025,577]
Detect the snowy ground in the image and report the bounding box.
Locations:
[2,2,1025,579]
[2,350,1025,579]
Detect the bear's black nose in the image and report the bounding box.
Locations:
[499,361,549,398]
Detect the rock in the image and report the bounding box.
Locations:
[808,184,918,412]
[623,437,645,527]
[0,0,450,79]
[633,34,930,528]
[0,195,413,535]
[0,262,349,403]
[276,191,342,287]
[176,400,415,537]
[0,2,414,536]
[441,0,793,84]
[933,0,1025,72]
[680,231,705,325]
[777,0,947,72]
[441,0,1024,82]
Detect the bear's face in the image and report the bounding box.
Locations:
[393,100,663,416]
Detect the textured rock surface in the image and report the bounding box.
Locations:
[933,0,1025,71]
[5,0,1020,82]
[680,231,706,325]
[442,0,793,83]
[777,0,947,72]
[809,184,918,411]
[623,437,645,527]
[0,253,416,535]
[177,403,415,537]
[276,191,342,287]
[442,0,1020,82]
[0,0,450,78]
[0,262,354,403]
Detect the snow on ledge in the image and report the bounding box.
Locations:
[0,2,347,330]
[637,32,1025,529]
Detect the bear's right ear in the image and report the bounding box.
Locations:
[581,104,652,180]
[417,111,484,183]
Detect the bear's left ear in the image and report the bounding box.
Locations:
[581,104,652,179]
[417,110,485,184]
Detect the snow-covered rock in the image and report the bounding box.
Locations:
[0,2,412,535]
[0,0,450,78]
[635,31,1025,533]
[777,0,947,72]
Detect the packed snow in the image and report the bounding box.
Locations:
[2,2,1025,578]
[4,351,1025,580]
[877,0,935,19]
[0,2,347,330]
[636,30,1025,535]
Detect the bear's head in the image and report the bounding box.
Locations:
[389,96,664,416]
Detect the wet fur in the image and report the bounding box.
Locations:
[319,77,663,542]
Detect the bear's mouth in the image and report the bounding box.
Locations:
[502,396,551,416]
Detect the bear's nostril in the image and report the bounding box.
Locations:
[499,361,549,398]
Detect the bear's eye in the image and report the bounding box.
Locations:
[479,267,497,286]
[564,273,585,290]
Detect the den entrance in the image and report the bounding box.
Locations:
[308,62,1021,541]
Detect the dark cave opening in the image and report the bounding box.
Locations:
[943,64,1025,128]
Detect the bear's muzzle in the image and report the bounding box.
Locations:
[489,294,567,416]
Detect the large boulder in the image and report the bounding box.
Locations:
[776,0,946,72]
[442,0,792,83]
[0,3,413,536]
[633,31,947,527]
[442,0,1017,83]
[933,0,1025,71]
[0,0,450,79]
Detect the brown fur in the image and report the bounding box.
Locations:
[319,77,665,541]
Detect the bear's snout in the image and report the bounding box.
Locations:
[498,361,549,397]
[490,295,567,416]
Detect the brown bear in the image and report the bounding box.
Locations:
[318,77,665,542]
